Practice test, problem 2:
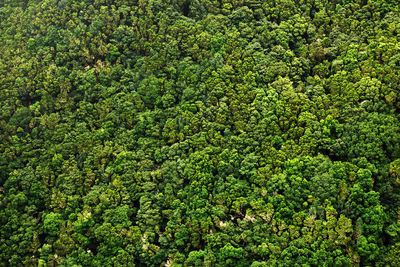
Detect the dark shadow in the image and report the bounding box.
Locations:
[182,1,190,17]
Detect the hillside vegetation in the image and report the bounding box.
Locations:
[1,0,400,266]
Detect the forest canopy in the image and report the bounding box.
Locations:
[1,0,400,266]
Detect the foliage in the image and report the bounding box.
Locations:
[0,0,400,266]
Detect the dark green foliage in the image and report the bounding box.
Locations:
[0,0,400,266]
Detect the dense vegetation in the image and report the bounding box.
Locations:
[1,0,400,266]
